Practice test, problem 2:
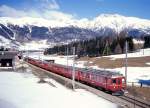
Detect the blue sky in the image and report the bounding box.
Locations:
[0,0,149,20]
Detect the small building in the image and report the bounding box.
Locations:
[0,51,18,67]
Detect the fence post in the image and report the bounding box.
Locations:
[140,83,143,88]
[132,82,134,87]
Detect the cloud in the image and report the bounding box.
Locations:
[48,0,59,10]
[35,0,60,10]
[0,5,27,17]
[43,10,74,21]
[0,5,43,18]
[0,5,75,21]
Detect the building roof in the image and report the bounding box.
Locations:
[0,51,18,59]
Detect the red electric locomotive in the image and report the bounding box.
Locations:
[25,57,126,95]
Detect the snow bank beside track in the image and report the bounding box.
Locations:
[0,70,118,108]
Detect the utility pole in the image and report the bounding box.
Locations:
[143,47,144,55]
[67,44,69,70]
[65,43,69,87]
[72,47,75,90]
[125,35,128,86]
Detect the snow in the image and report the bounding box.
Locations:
[146,63,150,65]
[133,39,144,44]
[19,40,54,51]
[0,35,11,46]
[0,71,117,108]
[0,35,20,49]
[0,17,70,27]
[104,48,150,59]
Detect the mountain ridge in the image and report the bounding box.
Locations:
[0,14,150,49]
[0,14,150,30]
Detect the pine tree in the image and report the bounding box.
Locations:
[114,43,122,54]
[144,36,150,48]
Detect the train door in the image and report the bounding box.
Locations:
[117,78,122,90]
[112,78,121,90]
[105,77,112,90]
[114,78,123,90]
[116,78,126,90]
[111,78,117,91]
[105,77,108,89]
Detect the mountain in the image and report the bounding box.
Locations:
[0,14,150,49]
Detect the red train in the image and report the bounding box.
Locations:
[25,57,126,95]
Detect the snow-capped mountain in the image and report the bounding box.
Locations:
[0,14,150,49]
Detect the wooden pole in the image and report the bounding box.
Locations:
[72,47,75,90]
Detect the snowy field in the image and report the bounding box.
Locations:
[26,48,150,85]
[104,48,150,59]
[19,40,58,51]
[0,70,118,108]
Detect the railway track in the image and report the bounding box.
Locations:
[119,95,150,108]
[26,62,150,108]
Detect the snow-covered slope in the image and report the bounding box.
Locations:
[0,17,72,28]
[90,14,150,32]
[0,35,20,49]
[0,35,10,45]
[0,14,150,49]
[19,40,55,51]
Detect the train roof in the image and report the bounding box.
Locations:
[32,58,124,78]
[77,67,123,78]
[50,61,124,78]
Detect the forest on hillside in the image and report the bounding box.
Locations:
[44,35,150,57]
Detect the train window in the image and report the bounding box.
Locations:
[118,79,121,84]
[112,79,116,84]
[96,75,98,81]
[95,75,98,80]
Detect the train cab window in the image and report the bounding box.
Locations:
[122,78,125,84]
[112,79,116,84]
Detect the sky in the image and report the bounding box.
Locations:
[0,0,149,20]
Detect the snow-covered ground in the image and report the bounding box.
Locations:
[26,48,150,85]
[104,48,150,59]
[110,67,150,84]
[19,40,56,51]
[0,70,118,108]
